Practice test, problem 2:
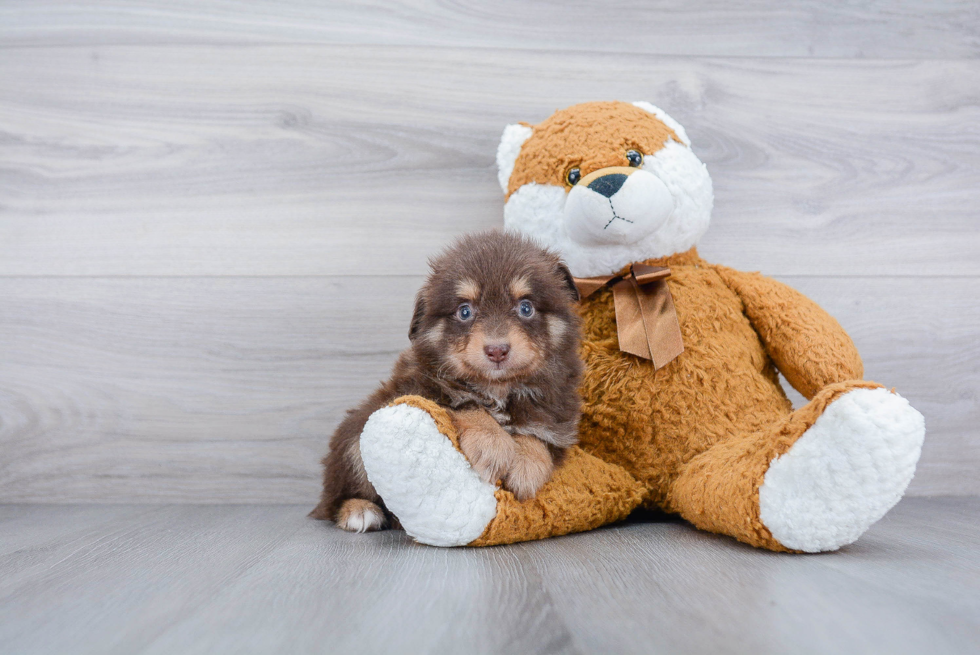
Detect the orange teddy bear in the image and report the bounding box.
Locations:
[357,101,925,552]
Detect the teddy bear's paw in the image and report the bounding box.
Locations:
[359,404,498,547]
[758,388,925,553]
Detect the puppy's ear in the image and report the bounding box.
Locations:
[556,263,580,302]
[408,292,426,341]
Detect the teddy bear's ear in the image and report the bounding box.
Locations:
[631,101,691,147]
[496,123,534,193]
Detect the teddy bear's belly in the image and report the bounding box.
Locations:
[577,267,793,509]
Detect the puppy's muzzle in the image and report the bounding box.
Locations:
[564,165,674,246]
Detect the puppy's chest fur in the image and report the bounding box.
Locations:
[444,382,540,426]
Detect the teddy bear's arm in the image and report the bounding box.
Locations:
[713,265,863,399]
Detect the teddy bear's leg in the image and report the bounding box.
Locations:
[668,381,925,552]
[359,395,646,547]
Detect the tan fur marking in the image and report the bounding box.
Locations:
[546,315,568,344]
[504,434,554,501]
[510,275,532,299]
[455,408,516,485]
[421,319,445,346]
[336,498,386,533]
[458,325,488,372]
[507,326,543,374]
[455,278,480,301]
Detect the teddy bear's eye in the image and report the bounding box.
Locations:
[627,150,643,167]
[565,167,581,186]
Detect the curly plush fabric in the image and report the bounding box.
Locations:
[758,387,924,552]
[360,397,498,547]
[669,380,883,551]
[577,248,808,505]
[714,265,864,399]
[471,446,645,547]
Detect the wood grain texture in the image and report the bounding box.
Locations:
[1,47,978,276]
[1,275,975,503]
[0,498,978,654]
[0,276,417,504]
[0,3,976,505]
[1,0,978,58]
[0,505,306,654]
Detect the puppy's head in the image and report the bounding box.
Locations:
[410,231,579,384]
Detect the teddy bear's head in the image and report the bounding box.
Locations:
[497,101,713,277]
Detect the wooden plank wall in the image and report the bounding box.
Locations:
[1,1,977,502]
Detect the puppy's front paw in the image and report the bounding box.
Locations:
[458,426,516,486]
[336,499,386,533]
[504,435,554,501]
[455,408,516,485]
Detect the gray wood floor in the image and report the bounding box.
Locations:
[1,497,978,655]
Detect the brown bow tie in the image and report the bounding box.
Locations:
[573,263,684,370]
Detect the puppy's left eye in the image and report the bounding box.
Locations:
[626,150,643,167]
[518,300,535,318]
[456,303,474,321]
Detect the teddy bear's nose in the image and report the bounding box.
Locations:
[587,173,628,198]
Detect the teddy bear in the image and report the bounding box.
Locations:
[356,101,925,552]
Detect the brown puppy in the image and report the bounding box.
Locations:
[311,230,583,533]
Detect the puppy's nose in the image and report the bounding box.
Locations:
[588,173,628,198]
[484,343,510,363]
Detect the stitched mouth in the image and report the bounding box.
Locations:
[603,198,634,230]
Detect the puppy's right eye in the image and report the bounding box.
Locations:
[565,167,581,186]
[456,304,474,321]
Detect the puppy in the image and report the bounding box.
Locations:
[310,230,583,533]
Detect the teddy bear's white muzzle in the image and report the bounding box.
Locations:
[564,169,674,246]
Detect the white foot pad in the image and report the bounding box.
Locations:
[759,388,925,552]
[359,404,498,547]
